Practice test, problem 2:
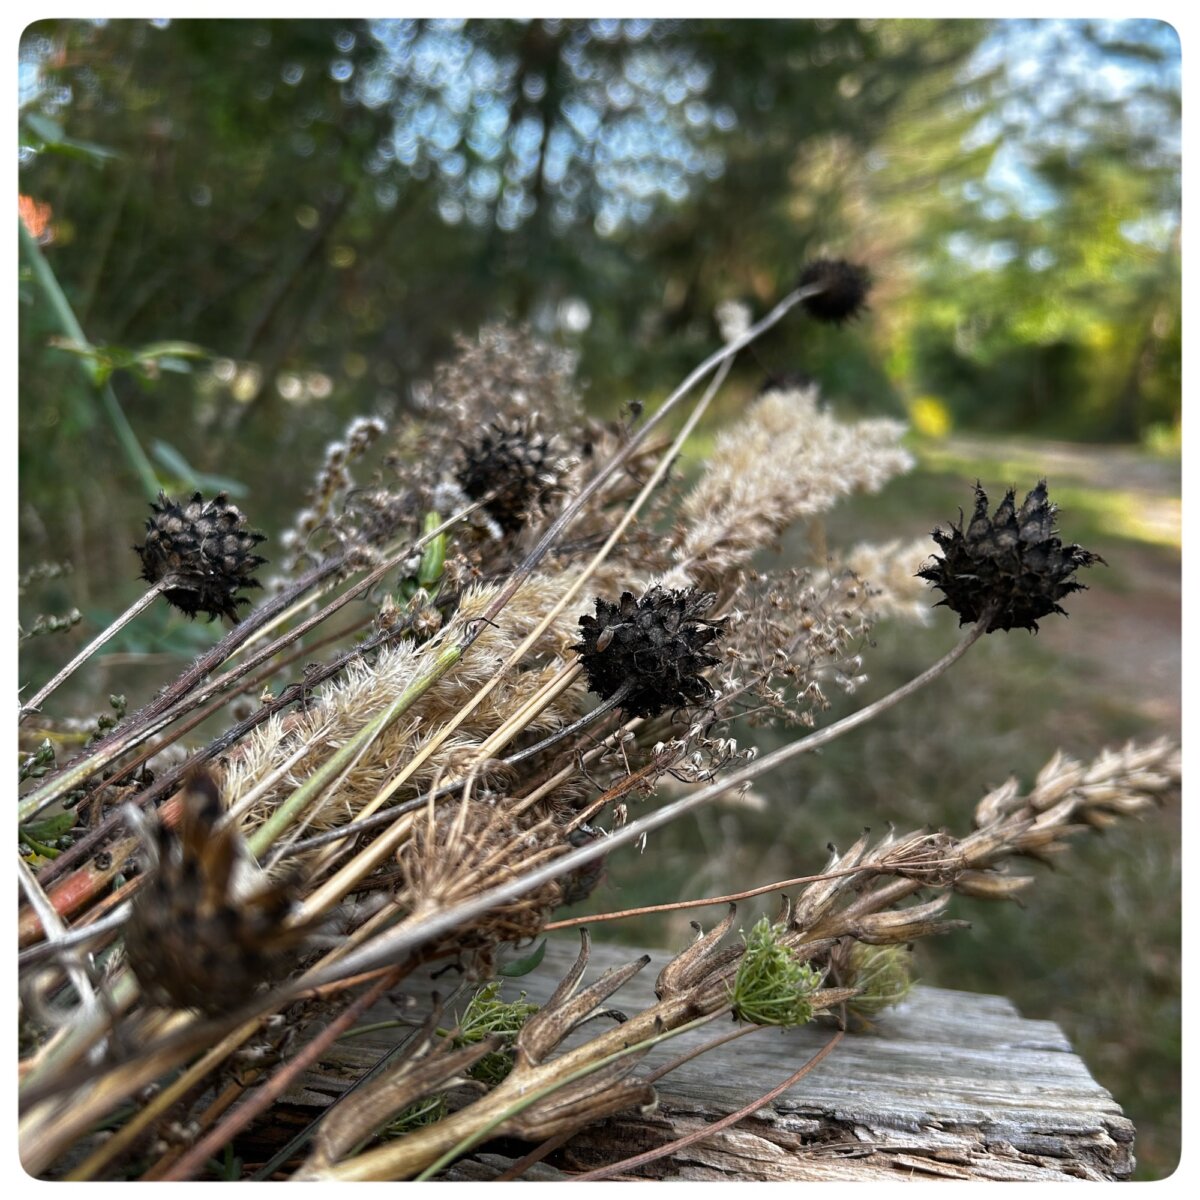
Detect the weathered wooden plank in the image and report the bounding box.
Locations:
[282,935,1134,1180]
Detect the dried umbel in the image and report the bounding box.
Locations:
[134,491,267,622]
[574,586,725,718]
[456,417,569,533]
[124,772,307,1014]
[917,480,1103,633]
[797,258,872,325]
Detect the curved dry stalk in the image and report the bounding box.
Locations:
[569,1028,845,1181]
[21,502,479,828]
[19,580,169,721]
[299,617,989,988]
[159,962,411,1182]
[543,862,884,931]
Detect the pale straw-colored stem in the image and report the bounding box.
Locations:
[300,617,988,987]
[19,580,167,724]
[298,355,738,921]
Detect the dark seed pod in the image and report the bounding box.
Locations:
[456,417,568,533]
[756,369,817,396]
[917,480,1104,633]
[124,771,307,1014]
[556,825,607,907]
[797,259,872,325]
[134,492,267,622]
[573,586,725,718]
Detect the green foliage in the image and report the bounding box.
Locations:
[729,916,823,1027]
[454,982,540,1087]
[844,943,915,1019]
[497,938,548,978]
[380,1094,450,1139]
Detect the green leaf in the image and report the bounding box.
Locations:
[23,112,64,143]
[131,340,208,364]
[150,440,249,498]
[23,112,119,163]
[497,939,547,978]
[20,812,76,842]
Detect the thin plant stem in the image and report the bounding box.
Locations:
[20,219,161,496]
[159,963,410,1182]
[19,581,168,722]
[410,1012,725,1183]
[277,687,632,859]
[246,641,461,858]
[543,864,882,930]
[568,1029,845,1181]
[26,503,476,848]
[299,617,988,989]
[64,1017,261,1181]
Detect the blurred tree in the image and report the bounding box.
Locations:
[866,19,1181,439]
[18,17,1179,633]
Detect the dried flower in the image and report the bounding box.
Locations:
[574,586,725,718]
[917,480,1104,633]
[667,387,912,588]
[456,417,569,533]
[797,258,872,325]
[124,771,307,1014]
[134,491,266,622]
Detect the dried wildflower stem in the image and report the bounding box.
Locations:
[17,858,102,1032]
[303,617,988,987]
[25,504,476,833]
[279,708,638,858]
[301,359,736,921]
[570,1028,845,1182]
[247,641,463,858]
[33,623,394,899]
[543,864,880,931]
[161,963,410,1182]
[64,1017,259,1181]
[19,581,169,721]
[473,661,584,760]
[318,1010,723,1182]
[23,555,346,831]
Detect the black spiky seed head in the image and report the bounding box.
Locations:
[917,480,1104,633]
[573,586,725,718]
[124,771,309,1014]
[134,491,267,622]
[456,417,565,533]
[797,258,872,325]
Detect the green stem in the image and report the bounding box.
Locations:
[246,642,462,858]
[19,219,161,497]
[413,1011,721,1182]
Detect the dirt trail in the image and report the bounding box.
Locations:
[948,436,1181,735]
